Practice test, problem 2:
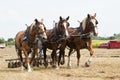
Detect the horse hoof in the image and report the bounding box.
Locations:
[50,61,52,65]
[44,63,48,68]
[52,65,57,68]
[60,61,65,65]
[39,61,42,65]
[85,62,90,67]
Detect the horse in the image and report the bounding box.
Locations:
[67,13,98,68]
[15,19,47,72]
[43,16,70,68]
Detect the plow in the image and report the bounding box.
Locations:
[5,55,52,68]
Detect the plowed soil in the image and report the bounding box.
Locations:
[0,47,120,80]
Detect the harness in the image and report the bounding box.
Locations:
[77,23,91,42]
[23,22,46,47]
[23,26,36,48]
[47,22,66,49]
[50,22,65,42]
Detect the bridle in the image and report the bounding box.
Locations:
[34,22,46,36]
[23,22,46,47]
[79,17,98,40]
[53,20,69,42]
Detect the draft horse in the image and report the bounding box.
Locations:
[43,16,70,68]
[15,19,47,72]
[67,13,98,67]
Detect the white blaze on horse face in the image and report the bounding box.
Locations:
[91,19,98,34]
[41,25,47,39]
[91,19,96,27]
[95,26,98,34]
[63,22,69,37]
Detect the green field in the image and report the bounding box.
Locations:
[92,40,109,48]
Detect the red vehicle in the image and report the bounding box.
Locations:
[99,40,120,49]
[108,40,120,49]
[98,43,108,48]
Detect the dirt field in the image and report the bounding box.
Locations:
[0,46,120,80]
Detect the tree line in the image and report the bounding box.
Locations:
[0,38,14,45]
[92,33,120,40]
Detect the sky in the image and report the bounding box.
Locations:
[0,0,120,40]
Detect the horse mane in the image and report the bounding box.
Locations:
[29,21,35,33]
[81,17,87,31]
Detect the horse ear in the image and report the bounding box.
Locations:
[41,18,44,22]
[87,14,90,19]
[60,16,62,21]
[77,20,80,23]
[66,16,69,21]
[25,24,29,27]
[34,18,39,23]
[94,13,96,17]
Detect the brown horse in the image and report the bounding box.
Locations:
[67,13,98,68]
[15,19,47,72]
[43,16,70,68]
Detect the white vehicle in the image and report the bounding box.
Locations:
[0,43,6,49]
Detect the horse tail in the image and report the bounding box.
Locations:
[19,38,22,48]
[14,38,22,56]
[15,42,18,53]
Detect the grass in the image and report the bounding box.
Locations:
[92,40,109,48]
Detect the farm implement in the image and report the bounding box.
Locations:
[5,55,52,68]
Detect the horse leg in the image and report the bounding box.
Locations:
[59,49,65,65]
[30,48,37,64]
[24,50,32,72]
[76,49,80,67]
[85,41,94,67]
[51,50,58,68]
[55,50,59,69]
[43,47,48,68]
[58,50,62,66]
[51,50,56,67]
[67,48,73,68]
[51,51,54,66]
[18,50,24,70]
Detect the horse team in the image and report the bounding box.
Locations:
[15,13,98,72]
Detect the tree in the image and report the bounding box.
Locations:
[7,38,15,45]
[8,38,14,42]
[0,38,5,43]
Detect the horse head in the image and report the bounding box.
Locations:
[81,13,98,36]
[33,18,47,40]
[57,16,70,39]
